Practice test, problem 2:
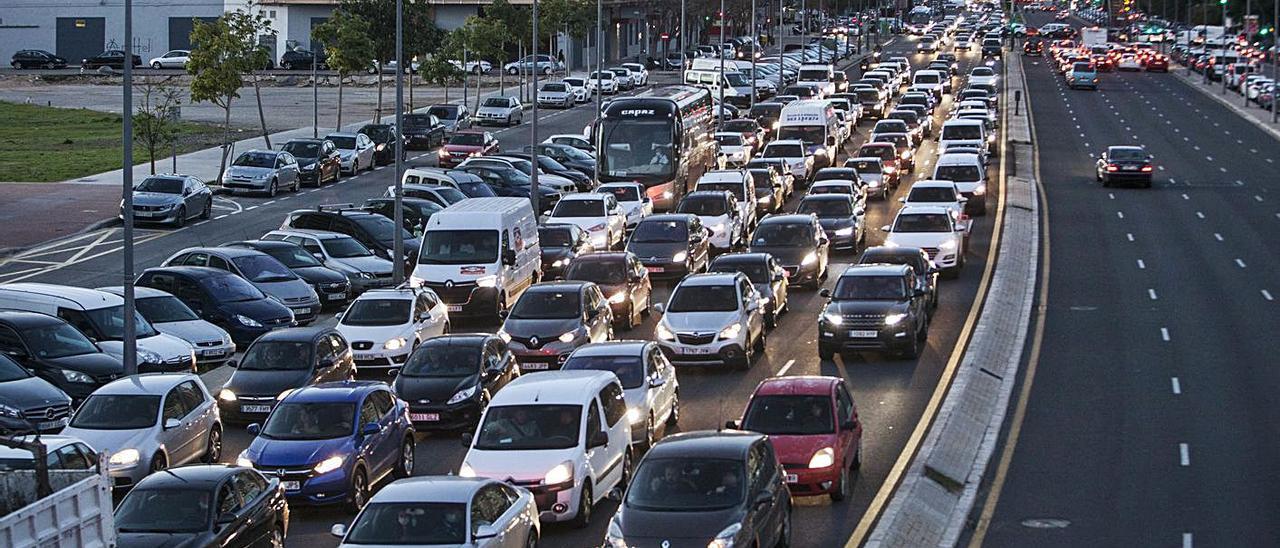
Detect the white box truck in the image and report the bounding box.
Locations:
[0,467,115,548]
[1081,27,1108,49]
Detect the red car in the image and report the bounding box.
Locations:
[856,142,904,187]
[436,129,498,168]
[728,376,863,501]
[1145,54,1169,72]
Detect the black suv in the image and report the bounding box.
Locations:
[279,48,326,70]
[817,264,930,360]
[10,49,67,69]
[281,138,341,186]
[401,113,447,149]
[358,123,405,165]
[857,246,939,314]
[748,214,830,289]
[283,206,421,270]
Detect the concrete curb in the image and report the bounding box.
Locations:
[865,51,1040,548]
[1171,68,1280,144]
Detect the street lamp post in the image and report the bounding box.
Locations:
[312,51,318,138]
[751,0,758,107]
[122,0,137,375]
[393,0,405,284]
[595,0,603,185]
[1222,0,1228,94]
[720,0,726,132]
[1273,0,1278,122]
[778,0,786,92]
[532,0,541,216]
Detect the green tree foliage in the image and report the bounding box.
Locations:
[187,17,246,179]
[132,77,182,175]
[313,9,374,129]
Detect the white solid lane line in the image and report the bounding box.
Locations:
[1179,443,1191,466]
[1171,377,1182,395]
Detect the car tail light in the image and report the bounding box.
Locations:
[1141,165,1153,172]
[1106,164,1119,172]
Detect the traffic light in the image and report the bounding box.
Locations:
[1218,0,1226,5]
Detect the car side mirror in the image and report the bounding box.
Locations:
[330,524,348,538]
[724,419,741,430]
[247,423,261,436]
[502,248,517,266]
[897,196,907,203]
[589,429,609,448]
[652,303,665,315]
[474,524,500,540]
[182,188,192,197]
[649,375,666,388]
[164,418,181,430]
[226,359,238,368]
[819,288,832,298]
[361,422,382,436]
[842,419,857,430]
[880,224,891,232]
[460,431,473,447]
[497,309,509,321]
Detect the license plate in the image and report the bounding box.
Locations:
[1123,165,1139,171]
[282,481,300,491]
[38,417,69,430]
[646,266,664,273]
[410,413,440,422]
[447,304,463,312]
[326,292,346,301]
[241,404,272,414]
[293,307,310,315]
[785,474,799,483]
[522,362,551,371]
[680,347,712,354]
[201,348,227,357]
[848,330,879,338]
[360,352,385,360]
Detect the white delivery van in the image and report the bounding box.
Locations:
[412,197,541,321]
[777,99,840,169]
[685,59,754,107]
[938,119,989,155]
[797,63,837,97]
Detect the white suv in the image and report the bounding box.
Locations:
[460,370,631,527]
[548,193,628,250]
[652,272,766,370]
[900,180,972,237]
[596,182,653,230]
[760,140,815,183]
[335,287,450,376]
[881,205,967,277]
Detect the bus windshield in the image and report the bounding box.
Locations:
[599,119,675,180]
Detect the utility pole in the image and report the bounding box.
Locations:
[532,0,541,216]
[312,49,318,138]
[681,0,686,60]
[778,0,786,91]
[802,0,808,63]
[122,0,137,376]
[1222,0,1229,94]
[393,0,405,284]
[719,0,727,132]
[751,0,758,106]
[1273,0,1278,122]
[594,0,603,186]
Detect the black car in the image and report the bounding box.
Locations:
[748,215,830,288]
[279,48,325,70]
[113,464,290,547]
[222,240,352,307]
[625,214,712,280]
[362,197,444,238]
[284,207,421,270]
[0,353,74,435]
[858,246,939,313]
[796,194,865,252]
[708,253,789,328]
[500,153,593,191]
[81,49,141,69]
[0,310,124,404]
[392,334,519,430]
[10,49,67,69]
[216,327,355,423]
[564,252,653,329]
[281,139,341,186]
[748,168,785,214]
[1096,145,1154,188]
[748,102,785,137]
[817,264,930,360]
[524,144,597,177]
[401,113,448,149]
[357,124,406,166]
[135,266,295,347]
[608,431,792,548]
[538,224,594,280]
[454,165,563,215]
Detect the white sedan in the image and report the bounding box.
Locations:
[335,287,450,376]
[547,193,628,250]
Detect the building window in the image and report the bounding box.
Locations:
[269,10,277,18]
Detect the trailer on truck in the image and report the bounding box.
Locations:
[1081,27,1108,49]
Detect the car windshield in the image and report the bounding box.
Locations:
[715,134,744,147]
[449,133,485,146]
[240,341,313,370]
[200,274,266,302]
[538,227,575,248]
[483,98,510,108]
[458,181,497,197]
[799,69,830,80]
[630,220,688,243]
[710,262,770,283]
[322,236,374,258]
[856,90,880,102]
[400,343,480,377]
[798,199,852,216]
[600,186,640,202]
[233,152,276,168]
[135,295,199,323]
[875,121,908,133]
[749,104,782,119]
[894,213,953,232]
[134,177,183,194]
[934,164,982,182]
[678,195,730,217]
[742,395,834,435]
[341,299,411,327]
[626,458,745,511]
[115,489,211,533]
[232,255,296,283]
[329,136,357,149]
[542,83,567,92]
[343,502,467,545]
[1109,148,1148,161]
[723,121,756,133]
[418,230,498,265]
[70,395,160,429]
[561,354,644,389]
[425,107,457,120]
[474,404,581,450]
[972,67,994,76]
[0,355,31,382]
[833,275,908,299]
[552,200,604,218]
[19,322,100,359]
[261,402,355,440]
[79,304,158,339]
[565,259,626,285]
[352,215,411,244]
[668,284,738,312]
[749,171,774,190]
[282,141,321,159]
[725,72,749,86]
[752,223,811,246]
[564,78,585,87]
[260,244,322,268]
[942,125,983,140]
[777,126,825,145]
[1073,62,1094,71]
[846,160,881,173]
[360,125,393,141]
[764,143,804,157]
[509,290,581,320]
[909,186,958,202]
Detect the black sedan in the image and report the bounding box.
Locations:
[221,240,353,307]
[625,214,713,280]
[215,327,356,423]
[82,49,141,69]
[114,465,289,547]
[392,334,519,430]
[1096,145,1155,188]
[748,215,830,289]
[279,49,325,70]
[357,124,405,166]
[0,310,123,404]
[0,353,74,435]
[539,224,594,280]
[708,253,790,328]
[10,49,67,69]
[525,143,597,177]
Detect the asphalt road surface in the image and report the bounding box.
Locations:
[2,34,1005,548]
[971,12,1280,548]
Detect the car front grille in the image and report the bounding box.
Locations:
[132,205,166,212]
[424,282,478,304]
[283,296,313,305]
[23,404,71,422]
[196,340,222,348]
[920,247,940,259]
[352,341,374,351]
[841,314,886,328]
[676,333,717,346]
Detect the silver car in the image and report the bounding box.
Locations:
[62,373,222,490]
[326,132,377,173]
[537,81,575,108]
[332,477,540,548]
[261,230,397,294]
[97,286,236,366]
[121,174,215,227]
[222,150,300,196]
[561,341,680,448]
[476,96,524,126]
[161,247,323,325]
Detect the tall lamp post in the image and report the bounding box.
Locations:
[778,0,786,92]
[1273,0,1278,122]
[531,0,541,216]
[1221,0,1229,94]
[392,0,405,283]
[122,0,137,375]
[751,0,758,107]
[594,0,603,185]
[719,0,727,132]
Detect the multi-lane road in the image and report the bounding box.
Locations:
[1,34,1008,547]
[969,12,1280,548]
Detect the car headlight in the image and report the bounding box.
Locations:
[544,461,574,485]
[447,385,478,405]
[757,195,771,203]
[559,330,578,344]
[235,452,253,468]
[884,313,908,326]
[109,448,140,468]
[60,369,95,383]
[718,323,743,341]
[884,166,897,174]
[939,239,958,251]
[822,311,843,325]
[835,227,854,236]
[973,183,987,196]
[0,403,22,419]
[671,251,688,264]
[606,517,628,547]
[235,314,263,328]
[313,455,345,475]
[551,258,569,268]
[357,272,375,279]
[218,388,237,402]
[302,163,317,171]
[709,523,743,548]
[608,291,627,304]
[384,337,407,351]
[138,349,162,365]
[475,275,498,287]
[809,446,836,469]
[801,251,818,266]
[254,173,269,180]
[656,322,676,341]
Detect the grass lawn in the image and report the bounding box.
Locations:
[0,101,228,182]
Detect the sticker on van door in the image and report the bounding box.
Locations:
[460,266,487,275]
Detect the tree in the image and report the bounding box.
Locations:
[133,77,182,175]
[453,16,511,111]
[223,6,276,149]
[339,0,438,123]
[313,9,374,129]
[187,17,245,179]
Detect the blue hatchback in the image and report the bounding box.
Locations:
[237,381,415,511]
[1068,61,1099,90]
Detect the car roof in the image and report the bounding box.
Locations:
[0,283,122,308]
[700,170,746,181]
[677,273,741,287]
[134,465,241,489]
[911,180,960,189]
[369,476,493,503]
[0,309,69,328]
[326,132,358,138]
[0,435,84,458]
[269,229,347,240]
[572,251,631,263]
[1108,145,1145,152]
[177,246,261,259]
[559,193,607,202]
[759,214,814,225]
[684,190,732,200]
[647,430,763,460]
[254,326,331,343]
[96,285,174,300]
[96,373,201,395]
[569,340,651,357]
[840,263,912,277]
[801,193,853,202]
[754,375,839,397]
[936,152,982,164]
[491,370,619,405]
[640,213,696,224]
[285,380,386,403]
[141,265,234,279]
[526,281,591,293]
[710,252,770,265]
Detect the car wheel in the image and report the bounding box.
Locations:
[766,309,777,329]
[900,325,922,359]
[819,343,836,361]
[172,206,186,228]
[621,303,635,330]
[267,179,277,197]
[753,328,767,353]
[543,66,553,75]
[347,467,369,512]
[394,435,415,478]
[292,178,300,192]
[201,425,222,463]
[151,61,162,69]
[830,468,849,502]
[641,291,652,316]
[200,200,212,220]
[150,452,167,474]
[282,61,293,70]
[570,481,593,528]
[666,390,680,426]
[644,413,656,448]
[777,507,793,547]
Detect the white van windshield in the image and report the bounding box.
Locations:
[418,230,499,265]
[942,124,983,140]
